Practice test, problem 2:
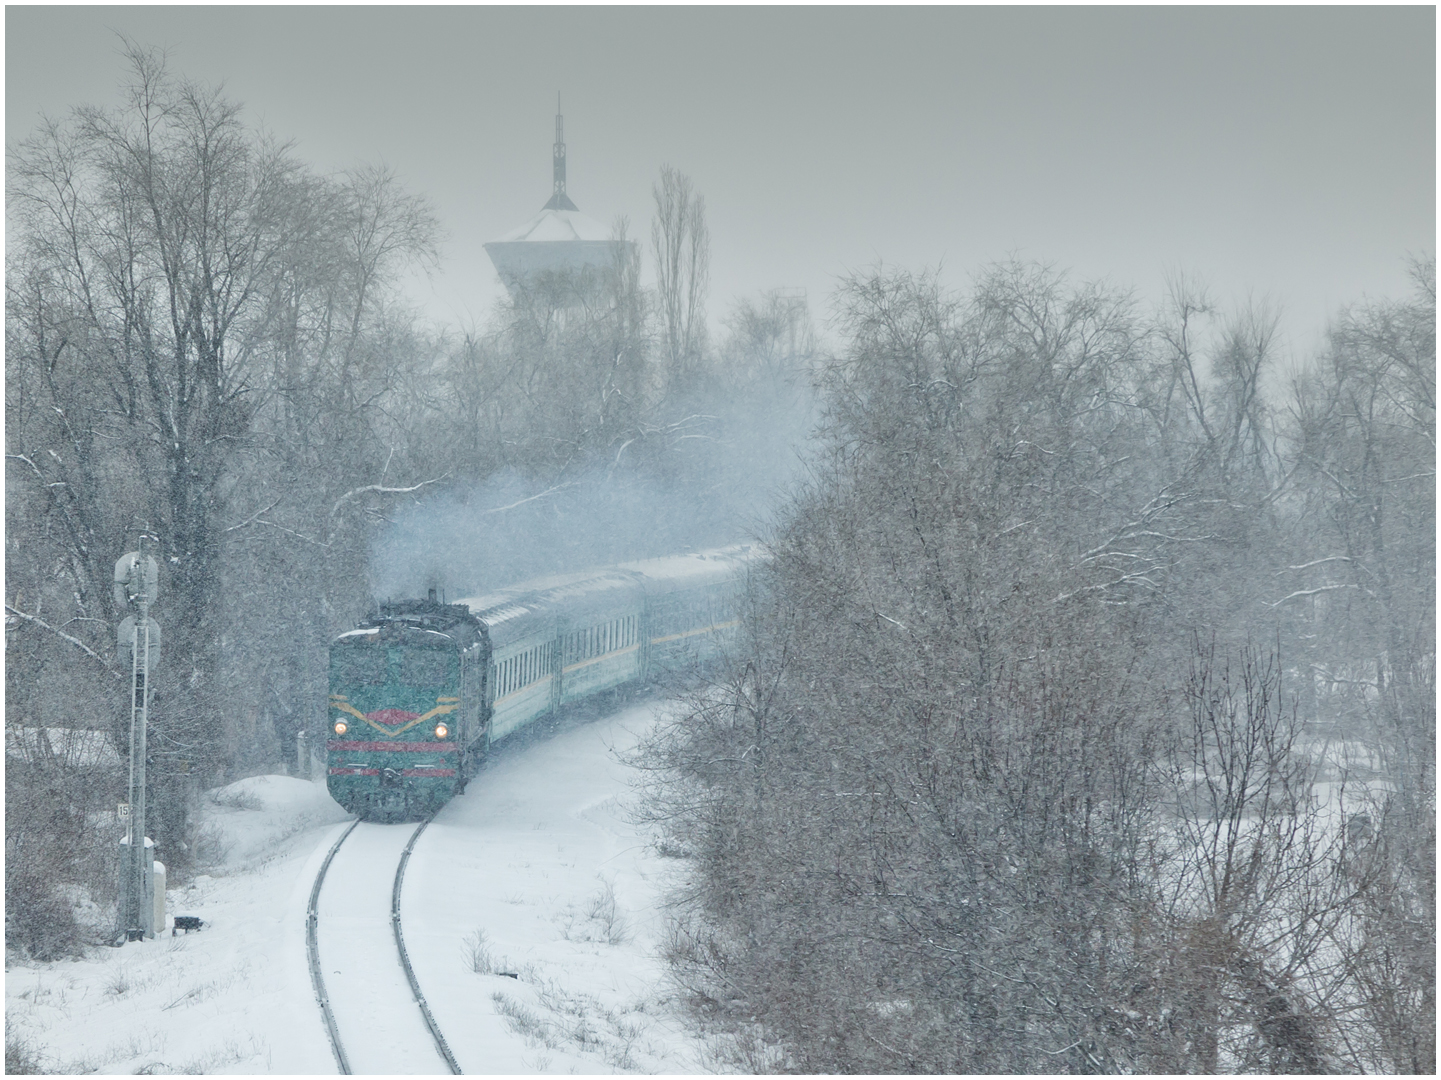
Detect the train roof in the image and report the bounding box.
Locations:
[336,596,486,649]
[334,626,454,643]
[615,545,762,591]
[454,545,762,646]
[460,569,642,625]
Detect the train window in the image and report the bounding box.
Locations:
[401,647,453,688]
[331,644,387,686]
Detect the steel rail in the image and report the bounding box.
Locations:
[392,817,464,1073]
[306,818,361,1075]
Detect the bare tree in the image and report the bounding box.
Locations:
[720,289,815,386]
[6,43,444,871]
[651,165,710,388]
[1154,642,1345,1073]
[1280,257,1436,1071]
[1155,269,1218,438]
[8,44,310,823]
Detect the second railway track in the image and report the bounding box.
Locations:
[307,818,462,1074]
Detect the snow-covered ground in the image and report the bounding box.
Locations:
[6,701,714,1074]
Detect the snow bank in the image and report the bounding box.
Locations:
[200,773,351,868]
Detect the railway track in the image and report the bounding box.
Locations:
[306,817,462,1074]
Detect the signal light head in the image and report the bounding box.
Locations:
[434,723,449,739]
[333,720,348,735]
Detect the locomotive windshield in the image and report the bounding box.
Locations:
[329,639,457,690]
[399,646,455,688]
[331,641,386,685]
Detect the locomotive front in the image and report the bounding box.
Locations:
[327,617,474,822]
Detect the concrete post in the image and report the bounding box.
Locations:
[152,860,166,935]
[117,835,154,940]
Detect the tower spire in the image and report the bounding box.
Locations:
[544,93,579,212]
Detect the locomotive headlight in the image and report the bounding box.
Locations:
[434,723,449,739]
[333,719,348,735]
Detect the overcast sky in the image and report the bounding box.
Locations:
[6,6,1435,358]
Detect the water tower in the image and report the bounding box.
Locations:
[484,101,633,295]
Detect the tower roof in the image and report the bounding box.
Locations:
[492,207,611,244]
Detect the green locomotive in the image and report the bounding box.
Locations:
[326,547,758,822]
[326,596,488,822]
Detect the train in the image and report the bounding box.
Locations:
[325,546,759,821]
